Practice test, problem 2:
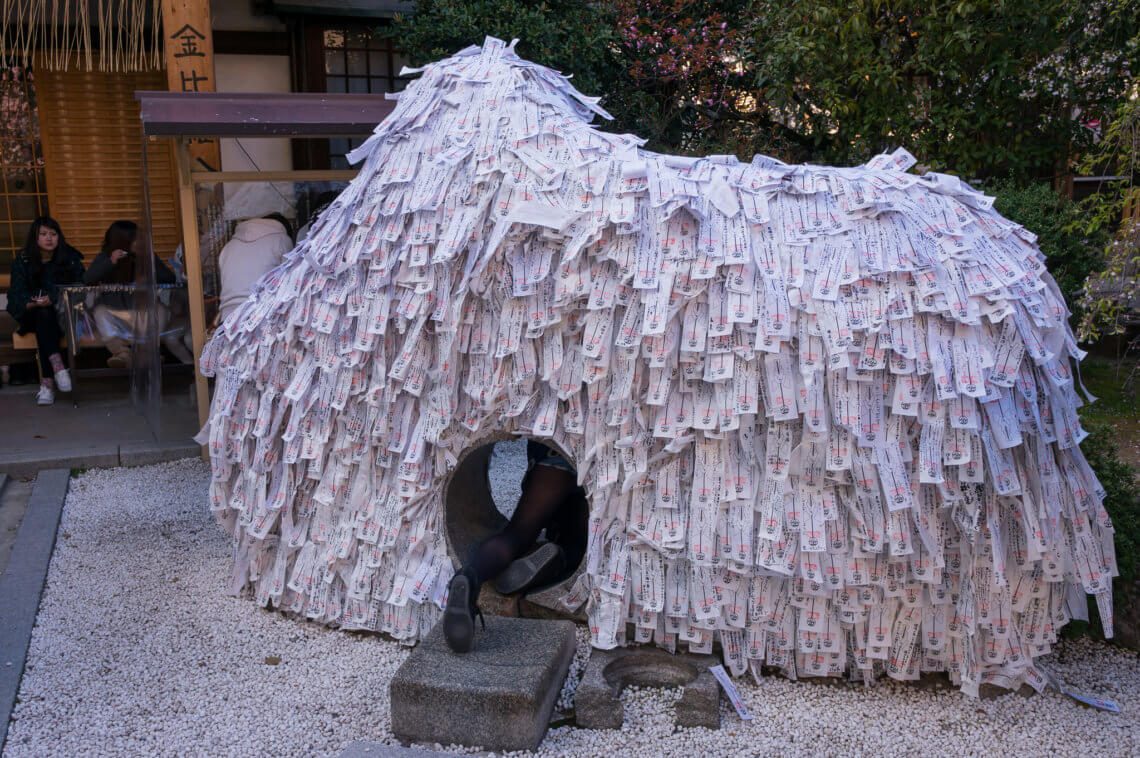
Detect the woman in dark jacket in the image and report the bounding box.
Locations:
[5,216,84,405]
[84,220,177,367]
[84,219,175,287]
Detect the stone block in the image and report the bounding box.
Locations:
[575,647,721,730]
[390,616,576,752]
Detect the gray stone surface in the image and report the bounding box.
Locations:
[575,647,722,730]
[390,616,576,751]
[339,742,464,757]
[0,475,34,578]
[0,377,199,474]
[0,469,69,752]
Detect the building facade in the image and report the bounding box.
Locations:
[0,0,412,279]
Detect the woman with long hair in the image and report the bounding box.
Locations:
[85,219,182,367]
[5,216,84,405]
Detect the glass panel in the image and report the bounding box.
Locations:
[368,50,390,80]
[347,50,367,76]
[324,50,345,75]
[392,52,413,92]
[314,23,412,170]
[7,194,39,220]
[5,167,38,192]
[1,142,35,168]
[0,65,45,268]
[346,28,369,48]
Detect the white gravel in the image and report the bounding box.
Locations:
[5,460,411,758]
[6,460,1140,757]
[488,438,528,519]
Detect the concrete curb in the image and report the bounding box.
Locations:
[0,447,119,476]
[0,469,69,753]
[118,440,202,467]
[0,441,199,476]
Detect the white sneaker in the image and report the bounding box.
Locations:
[36,385,54,405]
[53,368,72,392]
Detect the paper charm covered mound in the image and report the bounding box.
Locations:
[200,37,1116,694]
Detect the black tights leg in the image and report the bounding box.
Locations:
[463,464,578,592]
[23,309,62,377]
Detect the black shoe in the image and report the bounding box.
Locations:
[494,542,566,595]
[443,572,484,653]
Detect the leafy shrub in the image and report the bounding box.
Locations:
[1066,423,1140,642]
[1081,424,1140,582]
[989,179,1106,314]
[388,0,661,148]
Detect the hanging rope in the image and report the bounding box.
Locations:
[0,0,163,72]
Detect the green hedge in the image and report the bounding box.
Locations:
[988,179,1106,314]
[1067,423,1140,641]
[1081,424,1140,581]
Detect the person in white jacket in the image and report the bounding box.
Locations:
[218,214,293,324]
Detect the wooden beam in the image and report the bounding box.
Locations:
[175,138,211,457]
[189,169,358,183]
[135,90,394,138]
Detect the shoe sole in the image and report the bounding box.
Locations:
[442,575,475,653]
[495,542,563,595]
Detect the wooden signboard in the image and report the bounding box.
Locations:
[161,0,221,173]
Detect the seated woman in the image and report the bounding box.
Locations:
[443,441,588,653]
[218,212,294,323]
[84,220,190,367]
[5,217,85,406]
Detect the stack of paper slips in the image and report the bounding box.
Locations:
[198,37,1116,695]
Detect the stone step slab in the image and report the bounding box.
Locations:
[390,616,576,752]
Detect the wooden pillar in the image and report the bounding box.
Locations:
[175,138,212,450]
[161,0,221,172]
[163,0,219,454]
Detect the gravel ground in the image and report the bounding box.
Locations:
[488,438,528,519]
[5,460,1140,757]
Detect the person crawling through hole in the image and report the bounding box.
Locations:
[443,441,587,653]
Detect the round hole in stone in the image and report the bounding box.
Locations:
[602,651,699,689]
[443,435,586,594]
